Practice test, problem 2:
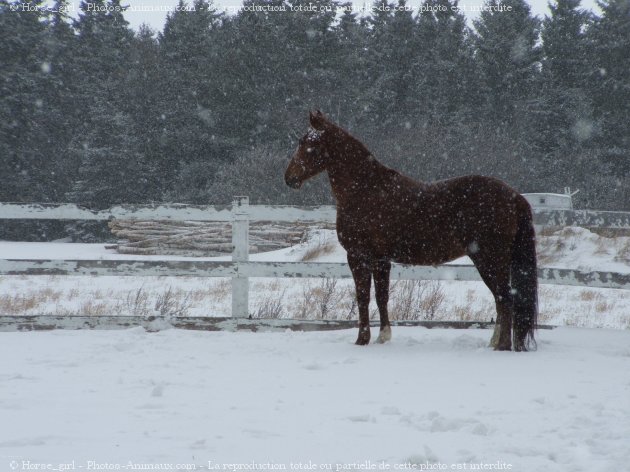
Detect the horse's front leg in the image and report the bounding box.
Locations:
[348,252,372,345]
[373,260,392,344]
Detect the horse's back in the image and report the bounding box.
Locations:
[335,170,530,265]
[431,175,520,202]
[395,175,529,264]
[427,174,530,246]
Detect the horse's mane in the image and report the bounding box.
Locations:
[320,116,426,191]
[321,118,374,162]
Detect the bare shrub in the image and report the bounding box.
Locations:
[299,229,337,262]
[420,281,446,319]
[390,280,419,320]
[0,288,64,315]
[538,226,564,237]
[155,286,192,317]
[120,286,151,317]
[314,278,343,319]
[453,306,472,322]
[615,240,630,263]
[594,238,610,256]
[341,286,357,320]
[0,294,38,314]
[451,302,494,322]
[296,281,315,319]
[79,300,108,316]
[595,301,613,313]
[580,290,599,302]
[253,288,286,319]
[537,231,568,265]
[295,278,344,319]
[300,239,336,262]
[390,280,445,320]
[41,287,62,302]
[206,279,231,301]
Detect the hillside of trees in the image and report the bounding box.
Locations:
[1,0,629,240]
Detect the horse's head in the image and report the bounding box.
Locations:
[284,111,331,189]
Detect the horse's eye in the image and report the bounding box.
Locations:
[306,147,314,154]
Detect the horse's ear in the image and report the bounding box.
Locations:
[309,110,327,131]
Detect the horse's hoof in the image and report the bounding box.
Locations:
[355,328,370,345]
[375,325,392,344]
[494,343,512,351]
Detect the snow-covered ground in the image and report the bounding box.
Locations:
[1,327,629,471]
[0,226,629,328]
[1,228,629,470]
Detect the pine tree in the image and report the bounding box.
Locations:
[0,0,54,202]
[0,0,77,239]
[362,0,403,128]
[124,25,164,201]
[220,0,339,142]
[413,0,477,125]
[283,0,339,122]
[543,0,591,89]
[330,3,370,128]
[67,0,148,208]
[158,0,228,202]
[473,0,541,126]
[43,0,81,201]
[588,0,630,177]
[533,0,594,191]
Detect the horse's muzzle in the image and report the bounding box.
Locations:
[285,176,302,189]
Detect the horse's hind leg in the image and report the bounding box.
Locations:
[348,251,372,345]
[470,253,513,351]
[373,260,392,344]
[490,288,513,351]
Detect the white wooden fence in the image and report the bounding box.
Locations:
[1,198,630,319]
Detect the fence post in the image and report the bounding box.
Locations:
[231,196,250,318]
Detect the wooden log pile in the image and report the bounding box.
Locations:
[108,219,333,256]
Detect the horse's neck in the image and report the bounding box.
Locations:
[326,148,390,205]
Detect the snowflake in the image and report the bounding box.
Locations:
[306,128,323,143]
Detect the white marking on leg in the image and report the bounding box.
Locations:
[376,325,392,344]
[489,323,501,348]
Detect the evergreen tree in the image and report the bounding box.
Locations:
[0,0,61,202]
[471,0,543,189]
[220,0,338,143]
[362,0,403,128]
[413,0,477,125]
[533,0,593,191]
[2,0,628,213]
[0,0,76,239]
[330,3,370,129]
[542,0,591,89]
[587,0,630,176]
[43,0,81,201]
[158,0,229,202]
[473,0,541,126]
[67,0,148,208]
[126,25,168,202]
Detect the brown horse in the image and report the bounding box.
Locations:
[285,111,538,351]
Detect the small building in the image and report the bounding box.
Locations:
[523,192,574,210]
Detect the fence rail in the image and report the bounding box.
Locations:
[3,201,630,227]
[1,260,629,290]
[0,315,512,333]
[1,199,629,319]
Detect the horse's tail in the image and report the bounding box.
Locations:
[511,202,538,351]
